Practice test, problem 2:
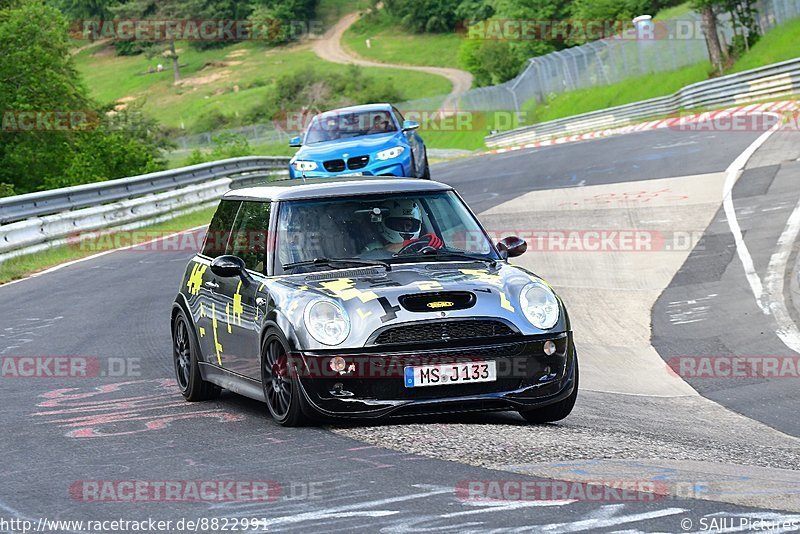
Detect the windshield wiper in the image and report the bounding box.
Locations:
[393,249,496,267]
[283,258,391,272]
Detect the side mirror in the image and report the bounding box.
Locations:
[289,136,302,147]
[402,120,419,131]
[211,255,246,277]
[211,255,255,285]
[497,236,527,259]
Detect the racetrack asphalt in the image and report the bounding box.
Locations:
[2,125,800,531]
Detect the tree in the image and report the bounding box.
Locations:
[692,0,724,73]
[0,0,169,194]
[111,0,205,84]
[48,0,118,19]
[0,0,90,192]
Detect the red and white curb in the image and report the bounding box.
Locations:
[480,100,799,155]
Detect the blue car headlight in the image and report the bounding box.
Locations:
[376,146,405,161]
[293,160,318,172]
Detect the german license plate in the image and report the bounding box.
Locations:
[404,361,496,388]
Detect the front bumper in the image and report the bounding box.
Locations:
[288,157,410,179]
[293,332,576,419]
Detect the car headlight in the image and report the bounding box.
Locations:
[293,160,318,172]
[520,281,560,330]
[304,299,350,345]
[376,146,405,161]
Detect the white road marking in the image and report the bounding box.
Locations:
[538,506,687,533]
[764,194,800,353]
[722,113,800,354]
[258,486,453,527]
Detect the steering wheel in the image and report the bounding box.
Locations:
[394,234,443,256]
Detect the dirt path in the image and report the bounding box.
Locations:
[312,12,473,111]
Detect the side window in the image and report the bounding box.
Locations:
[392,106,405,125]
[228,201,272,272]
[202,200,241,258]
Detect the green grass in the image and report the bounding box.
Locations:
[74,41,452,133]
[728,17,800,73]
[522,62,710,124]
[653,2,692,20]
[317,0,368,29]
[342,10,463,68]
[0,207,216,284]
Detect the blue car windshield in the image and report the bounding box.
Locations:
[304,110,397,144]
[276,191,499,273]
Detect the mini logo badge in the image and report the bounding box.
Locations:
[427,301,454,309]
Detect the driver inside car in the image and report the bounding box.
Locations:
[361,200,443,258]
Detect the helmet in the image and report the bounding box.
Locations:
[381,200,422,244]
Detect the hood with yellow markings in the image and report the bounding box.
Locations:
[265,262,568,350]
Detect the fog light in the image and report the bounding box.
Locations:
[543,340,557,356]
[330,356,347,373]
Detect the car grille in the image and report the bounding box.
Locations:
[373,320,517,345]
[323,159,346,172]
[347,155,369,170]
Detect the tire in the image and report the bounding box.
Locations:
[421,149,431,180]
[172,309,221,401]
[518,354,578,424]
[261,331,311,427]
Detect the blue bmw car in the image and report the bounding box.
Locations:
[288,104,430,180]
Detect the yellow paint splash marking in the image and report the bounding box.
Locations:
[460,268,502,286]
[211,303,223,365]
[232,280,244,326]
[500,292,515,312]
[199,303,206,318]
[199,327,206,337]
[187,263,207,295]
[416,281,443,291]
[225,303,232,334]
[356,309,372,320]
[320,278,378,303]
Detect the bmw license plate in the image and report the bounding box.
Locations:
[404,361,497,388]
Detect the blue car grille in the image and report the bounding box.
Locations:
[347,155,370,170]
[323,159,346,172]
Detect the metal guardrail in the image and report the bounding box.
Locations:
[0,156,290,224]
[0,157,291,264]
[486,57,800,147]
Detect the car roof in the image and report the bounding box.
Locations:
[318,103,393,115]
[224,178,453,202]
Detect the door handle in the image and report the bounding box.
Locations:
[204,281,219,290]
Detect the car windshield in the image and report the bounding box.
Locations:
[304,110,397,144]
[276,191,498,273]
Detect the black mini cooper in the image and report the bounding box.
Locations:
[171,178,577,426]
